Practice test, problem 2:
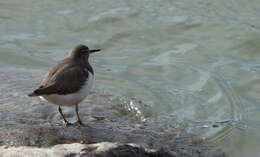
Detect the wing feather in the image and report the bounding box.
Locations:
[31,66,88,96]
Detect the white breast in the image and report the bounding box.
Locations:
[40,71,94,106]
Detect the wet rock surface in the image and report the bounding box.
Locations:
[0,142,228,157]
[0,117,228,157]
[0,142,173,157]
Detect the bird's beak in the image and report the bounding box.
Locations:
[89,49,101,54]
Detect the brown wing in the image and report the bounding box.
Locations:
[32,65,88,95]
[40,58,70,86]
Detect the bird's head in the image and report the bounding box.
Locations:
[69,44,100,60]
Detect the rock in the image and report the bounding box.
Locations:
[0,142,174,157]
[0,142,228,157]
[0,124,229,157]
[0,101,229,157]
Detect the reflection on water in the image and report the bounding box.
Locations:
[1,0,260,156]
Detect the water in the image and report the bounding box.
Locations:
[1,0,260,156]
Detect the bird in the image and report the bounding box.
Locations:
[28,44,100,126]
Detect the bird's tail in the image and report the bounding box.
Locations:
[28,91,38,97]
[28,86,45,97]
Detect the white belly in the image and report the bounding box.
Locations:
[40,72,94,106]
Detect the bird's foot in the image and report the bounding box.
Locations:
[65,121,73,127]
[74,120,85,127]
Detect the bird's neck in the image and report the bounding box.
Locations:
[71,57,94,75]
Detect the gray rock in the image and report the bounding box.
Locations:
[0,142,228,157]
[0,123,228,157]
[0,142,175,157]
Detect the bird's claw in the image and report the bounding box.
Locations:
[65,122,73,126]
[74,120,85,127]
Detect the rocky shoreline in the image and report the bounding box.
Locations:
[0,122,228,157]
[0,142,173,157]
[0,142,227,157]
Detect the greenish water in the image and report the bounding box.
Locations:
[1,0,260,156]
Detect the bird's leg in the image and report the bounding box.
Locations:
[75,104,85,126]
[58,106,72,126]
